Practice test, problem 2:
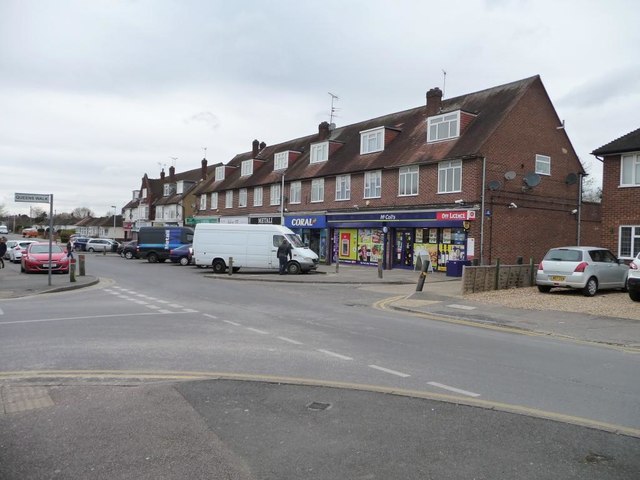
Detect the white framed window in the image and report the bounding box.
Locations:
[535,154,551,175]
[274,151,288,171]
[239,188,247,207]
[142,188,147,199]
[289,181,301,204]
[621,153,640,186]
[438,160,462,193]
[398,166,419,196]
[241,160,253,176]
[163,184,171,196]
[215,166,225,181]
[311,178,324,202]
[199,195,207,210]
[335,174,351,201]
[310,142,328,164]
[211,192,218,210]
[253,186,263,206]
[364,170,382,198]
[360,127,384,154]
[225,190,233,208]
[270,184,281,206]
[427,111,460,143]
[619,225,640,258]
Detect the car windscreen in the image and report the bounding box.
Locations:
[544,249,583,262]
[30,245,63,254]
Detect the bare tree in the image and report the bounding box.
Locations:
[72,207,94,218]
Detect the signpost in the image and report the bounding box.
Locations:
[15,192,54,286]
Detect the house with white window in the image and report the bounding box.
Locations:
[592,127,640,260]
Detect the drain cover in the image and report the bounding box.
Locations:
[306,401,331,411]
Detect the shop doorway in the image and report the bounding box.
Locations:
[393,228,414,268]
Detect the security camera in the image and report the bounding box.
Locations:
[454,199,465,204]
[571,209,578,214]
[508,202,518,209]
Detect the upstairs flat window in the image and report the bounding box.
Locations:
[621,153,640,186]
[364,170,382,198]
[360,127,384,154]
[241,160,253,176]
[225,190,233,208]
[289,181,301,204]
[335,174,351,201]
[398,166,419,196]
[310,142,328,164]
[311,178,324,202]
[274,152,288,171]
[239,188,247,207]
[438,159,462,193]
[199,195,207,210]
[427,111,460,143]
[535,154,551,175]
[253,186,263,206]
[142,188,147,199]
[211,192,218,210]
[270,184,281,206]
[215,166,225,181]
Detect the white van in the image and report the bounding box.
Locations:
[193,223,319,274]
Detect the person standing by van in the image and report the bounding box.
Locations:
[277,238,292,275]
[0,237,6,268]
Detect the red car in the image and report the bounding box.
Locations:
[21,242,70,274]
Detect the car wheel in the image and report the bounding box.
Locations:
[537,285,552,293]
[582,277,598,297]
[179,257,189,266]
[629,289,640,302]
[88,247,95,252]
[212,259,226,274]
[286,262,301,275]
[125,251,133,260]
[148,252,159,263]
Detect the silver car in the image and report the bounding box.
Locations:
[536,246,629,297]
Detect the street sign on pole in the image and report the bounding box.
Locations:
[15,193,51,204]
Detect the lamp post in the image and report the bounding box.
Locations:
[280,171,285,225]
[111,205,117,239]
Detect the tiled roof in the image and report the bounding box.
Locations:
[592,127,640,156]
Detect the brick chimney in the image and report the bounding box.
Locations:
[201,158,207,180]
[252,139,259,157]
[160,169,165,180]
[259,141,266,151]
[318,121,330,140]
[169,165,176,182]
[426,87,443,117]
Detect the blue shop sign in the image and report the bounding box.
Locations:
[285,215,327,229]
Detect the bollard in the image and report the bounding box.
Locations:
[415,259,430,291]
[69,258,76,283]
[228,257,233,276]
[79,254,86,276]
[378,257,383,279]
[103,248,106,256]
[335,260,339,273]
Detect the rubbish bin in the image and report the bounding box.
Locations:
[446,260,470,277]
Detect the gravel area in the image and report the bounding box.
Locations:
[465,287,640,321]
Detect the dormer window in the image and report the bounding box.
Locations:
[274,151,288,171]
[163,183,176,196]
[215,166,225,181]
[360,127,384,154]
[241,160,253,176]
[427,111,460,143]
[310,142,329,164]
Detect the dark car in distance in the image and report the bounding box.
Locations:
[169,244,193,266]
[118,240,139,259]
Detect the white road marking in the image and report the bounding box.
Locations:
[368,364,410,378]
[0,307,3,315]
[145,305,161,310]
[447,304,476,310]
[427,381,481,397]
[223,320,241,326]
[203,313,218,319]
[317,349,353,361]
[158,309,172,314]
[277,336,303,345]
[157,300,171,304]
[246,327,269,335]
[182,309,198,313]
[0,312,192,325]
[168,304,184,309]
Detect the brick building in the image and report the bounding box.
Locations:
[592,127,640,259]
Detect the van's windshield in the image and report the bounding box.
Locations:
[285,234,304,248]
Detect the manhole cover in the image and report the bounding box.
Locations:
[584,451,613,465]
[306,401,331,411]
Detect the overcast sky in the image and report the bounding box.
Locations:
[1,0,638,218]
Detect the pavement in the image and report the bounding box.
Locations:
[2,256,640,479]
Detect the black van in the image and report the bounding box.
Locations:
[137,227,194,263]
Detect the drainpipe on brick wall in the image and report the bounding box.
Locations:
[480,156,487,265]
[577,173,583,246]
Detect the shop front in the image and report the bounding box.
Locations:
[186,216,219,226]
[284,214,328,263]
[249,216,281,225]
[327,210,477,271]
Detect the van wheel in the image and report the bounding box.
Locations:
[212,259,226,274]
[148,252,159,263]
[179,257,189,266]
[583,277,598,297]
[286,262,301,275]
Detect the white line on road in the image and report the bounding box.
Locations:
[223,320,241,326]
[368,364,411,377]
[277,336,303,345]
[203,313,218,319]
[182,309,198,313]
[447,304,477,311]
[246,327,269,335]
[145,305,161,310]
[0,312,192,325]
[317,349,353,361]
[0,307,3,315]
[168,304,184,309]
[427,381,481,397]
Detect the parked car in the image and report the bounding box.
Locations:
[86,238,119,253]
[21,242,70,274]
[0,225,8,234]
[9,240,38,263]
[22,228,38,238]
[4,240,20,260]
[629,252,640,271]
[73,237,91,251]
[628,268,640,302]
[169,244,193,266]
[536,246,629,297]
[118,240,139,259]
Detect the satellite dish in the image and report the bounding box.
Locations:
[504,171,516,180]
[487,180,503,191]
[565,173,578,185]
[523,172,541,187]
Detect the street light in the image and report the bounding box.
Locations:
[111,205,117,239]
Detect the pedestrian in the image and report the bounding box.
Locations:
[66,240,74,259]
[0,237,6,268]
[277,238,292,275]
